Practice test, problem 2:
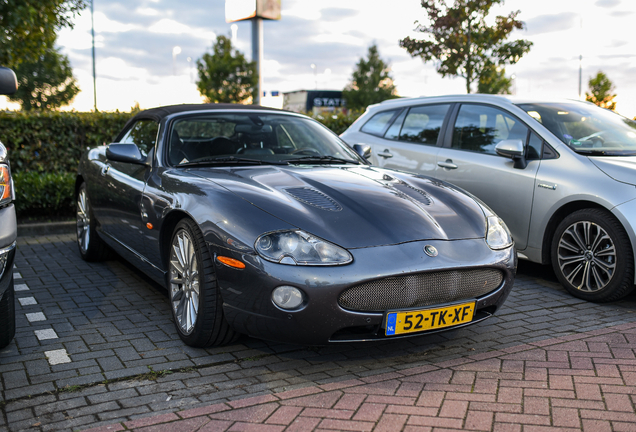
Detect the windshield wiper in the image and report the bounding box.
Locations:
[286,155,360,165]
[177,156,286,167]
[572,149,636,156]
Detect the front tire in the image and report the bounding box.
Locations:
[167,219,238,347]
[76,183,110,262]
[0,276,16,349]
[551,208,634,302]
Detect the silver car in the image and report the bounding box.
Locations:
[341,94,636,302]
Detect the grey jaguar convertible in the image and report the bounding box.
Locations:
[77,104,516,347]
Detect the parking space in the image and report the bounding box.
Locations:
[1,233,636,431]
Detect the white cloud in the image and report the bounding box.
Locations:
[136,7,159,16]
[149,19,193,34]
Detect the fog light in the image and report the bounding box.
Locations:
[272,286,304,310]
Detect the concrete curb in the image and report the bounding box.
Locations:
[17,220,75,237]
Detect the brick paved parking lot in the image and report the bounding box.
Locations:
[1,234,636,432]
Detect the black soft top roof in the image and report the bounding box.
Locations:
[131,103,283,122]
[115,103,286,142]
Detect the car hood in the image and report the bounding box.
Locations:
[190,165,487,249]
[589,156,636,186]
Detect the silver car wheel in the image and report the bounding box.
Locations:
[557,220,616,293]
[169,228,200,335]
[76,188,90,254]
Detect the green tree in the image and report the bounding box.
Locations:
[477,61,512,94]
[342,44,398,111]
[586,71,617,111]
[196,35,258,104]
[400,0,532,94]
[0,0,86,68]
[8,46,80,111]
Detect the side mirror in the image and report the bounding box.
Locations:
[495,139,527,169]
[353,144,372,160]
[0,67,18,95]
[106,143,147,164]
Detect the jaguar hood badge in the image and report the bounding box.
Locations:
[424,245,438,257]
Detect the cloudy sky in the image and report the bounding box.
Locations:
[2,0,636,117]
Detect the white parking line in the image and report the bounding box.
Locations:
[34,329,58,340]
[14,272,22,279]
[44,349,71,365]
[14,284,29,291]
[18,297,37,306]
[26,312,46,322]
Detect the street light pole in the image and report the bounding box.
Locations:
[90,0,97,111]
[578,55,583,99]
[172,46,181,76]
[310,63,317,90]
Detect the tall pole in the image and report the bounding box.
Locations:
[578,55,583,99]
[311,64,317,89]
[466,16,472,94]
[252,17,263,105]
[91,0,97,111]
[578,16,583,100]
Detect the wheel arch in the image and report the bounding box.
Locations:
[75,175,85,198]
[540,200,609,265]
[159,209,192,269]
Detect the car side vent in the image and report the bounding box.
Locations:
[285,187,342,212]
[392,183,433,206]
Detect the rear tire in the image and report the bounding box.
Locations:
[76,182,110,261]
[0,276,16,349]
[167,219,238,347]
[551,208,634,302]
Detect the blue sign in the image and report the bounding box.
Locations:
[386,313,396,336]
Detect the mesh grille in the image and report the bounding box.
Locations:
[338,269,503,312]
[285,187,342,211]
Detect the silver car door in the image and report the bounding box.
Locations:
[436,103,541,251]
[356,104,452,175]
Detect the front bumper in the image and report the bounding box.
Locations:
[213,238,516,345]
[0,204,17,299]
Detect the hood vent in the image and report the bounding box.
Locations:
[392,183,433,206]
[285,187,342,212]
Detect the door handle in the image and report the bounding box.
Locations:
[101,164,111,176]
[437,159,458,169]
[377,149,393,158]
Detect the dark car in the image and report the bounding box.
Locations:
[77,104,516,347]
[0,67,18,349]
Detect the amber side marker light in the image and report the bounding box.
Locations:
[146,223,153,230]
[217,256,246,269]
[0,166,11,201]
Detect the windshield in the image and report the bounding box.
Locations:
[167,112,363,166]
[516,102,636,156]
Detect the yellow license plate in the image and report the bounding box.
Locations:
[385,302,475,336]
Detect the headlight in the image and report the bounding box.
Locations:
[0,164,13,206]
[255,230,353,265]
[486,216,513,250]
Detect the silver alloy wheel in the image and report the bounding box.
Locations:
[169,228,200,335]
[556,220,616,292]
[76,188,90,254]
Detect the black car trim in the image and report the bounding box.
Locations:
[0,241,16,281]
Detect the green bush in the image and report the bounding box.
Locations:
[12,171,76,220]
[0,110,132,173]
[311,110,363,135]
